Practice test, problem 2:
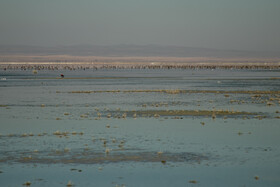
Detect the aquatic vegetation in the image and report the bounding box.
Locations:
[122,113,127,119]
[212,112,216,120]
[53,131,61,135]
[103,140,107,146]
[242,116,249,120]
[64,148,70,153]
[53,131,69,136]
[23,181,31,186]
[171,116,183,119]
[157,151,163,156]
[266,101,275,106]
[23,155,32,160]
[254,115,267,120]
[133,113,137,118]
[189,180,197,184]
[67,181,73,187]
[115,184,126,187]
[154,114,160,118]
[80,114,88,118]
[105,148,111,154]
[32,70,38,74]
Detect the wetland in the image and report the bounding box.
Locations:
[0,67,280,186]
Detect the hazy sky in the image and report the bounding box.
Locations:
[1,0,280,51]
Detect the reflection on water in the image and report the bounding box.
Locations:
[0,69,280,186]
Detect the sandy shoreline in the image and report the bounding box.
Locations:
[1,61,280,70]
[0,55,280,69]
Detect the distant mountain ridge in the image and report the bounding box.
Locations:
[0,44,279,58]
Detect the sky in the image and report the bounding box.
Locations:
[0,0,280,52]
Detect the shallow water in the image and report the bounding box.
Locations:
[0,69,280,186]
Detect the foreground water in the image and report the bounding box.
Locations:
[0,69,280,186]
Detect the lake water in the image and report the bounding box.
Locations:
[0,68,280,186]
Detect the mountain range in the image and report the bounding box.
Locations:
[0,44,279,58]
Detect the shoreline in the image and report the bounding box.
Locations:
[0,55,279,70]
[1,61,280,70]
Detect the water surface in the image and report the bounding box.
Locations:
[0,69,280,186]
